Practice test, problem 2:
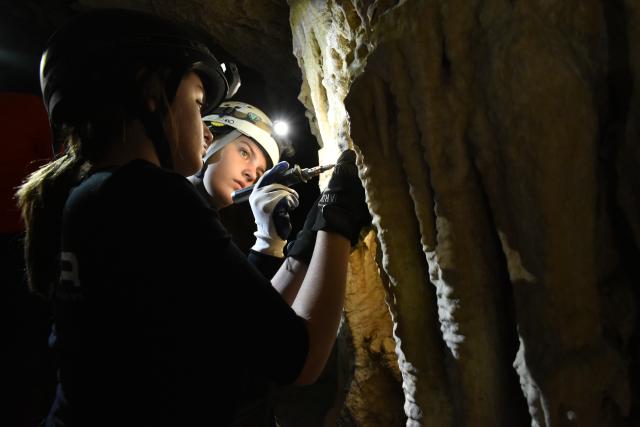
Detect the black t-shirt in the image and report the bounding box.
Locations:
[46,160,308,427]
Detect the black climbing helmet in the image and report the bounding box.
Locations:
[40,8,240,127]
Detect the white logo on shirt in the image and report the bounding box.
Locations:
[61,251,81,288]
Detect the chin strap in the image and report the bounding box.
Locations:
[195,129,242,178]
[137,67,190,171]
[139,108,174,170]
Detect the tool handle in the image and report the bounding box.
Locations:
[232,166,304,204]
[231,186,254,204]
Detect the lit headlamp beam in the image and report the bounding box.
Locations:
[273,120,289,137]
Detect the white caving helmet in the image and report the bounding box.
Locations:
[199,101,280,177]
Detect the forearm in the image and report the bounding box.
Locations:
[292,230,350,385]
[271,257,308,305]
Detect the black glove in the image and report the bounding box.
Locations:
[285,196,321,265]
[311,149,371,245]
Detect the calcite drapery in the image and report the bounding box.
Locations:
[291,0,638,426]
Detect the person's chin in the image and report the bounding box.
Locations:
[173,157,201,177]
[213,187,233,209]
[223,189,235,207]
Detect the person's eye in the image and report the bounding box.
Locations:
[196,99,203,111]
[239,148,249,159]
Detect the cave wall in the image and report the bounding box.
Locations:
[290,0,640,426]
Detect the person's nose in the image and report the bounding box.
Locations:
[242,167,257,186]
[203,123,213,146]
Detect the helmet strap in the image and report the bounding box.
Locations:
[140,108,174,170]
[137,66,195,171]
[164,67,189,106]
[195,129,242,178]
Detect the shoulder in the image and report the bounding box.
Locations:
[90,160,212,214]
[68,160,185,202]
[113,160,200,199]
[66,160,222,232]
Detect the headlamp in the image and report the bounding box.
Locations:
[273,120,289,137]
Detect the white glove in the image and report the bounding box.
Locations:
[249,163,300,257]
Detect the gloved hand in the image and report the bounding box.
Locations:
[312,149,371,245]
[250,161,300,258]
[285,195,320,265]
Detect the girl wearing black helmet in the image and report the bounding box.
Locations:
[17,8,371,427]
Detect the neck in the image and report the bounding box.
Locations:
[189,176,225,210]
[93,119,161,169]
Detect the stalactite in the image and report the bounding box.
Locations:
[470,1,634,425]
[343,232,405,427]
[291,0,638,426]
[348,68,454,426]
